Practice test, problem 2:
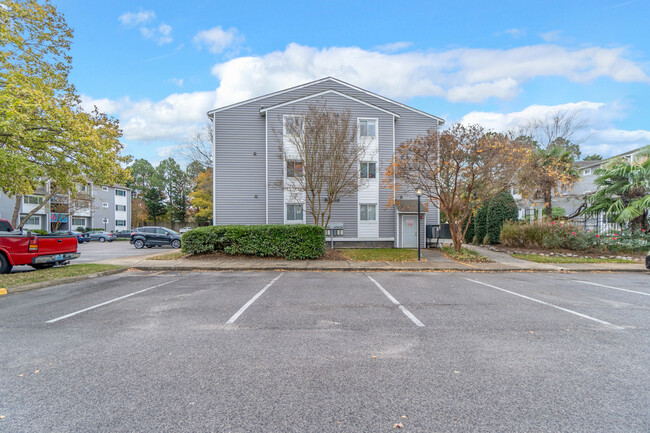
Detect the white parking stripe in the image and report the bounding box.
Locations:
[463,278,622,329]
[46,279,180,323]
[573,280,650,297]
[366,275,424,327]
[226,273,284,324]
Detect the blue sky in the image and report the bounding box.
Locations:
[54,0,650,164]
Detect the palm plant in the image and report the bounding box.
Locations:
[583,146,650,231]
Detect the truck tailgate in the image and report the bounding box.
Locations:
[36,235,78,254]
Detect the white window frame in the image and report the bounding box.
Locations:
[286,160,304,178]
[115,189,126,197]
[358,118,377,139]
[23,195,43,205]
[583,168,592,175]
[285,203,305,224]
[115,204,127,211]
[359,161,377,179]
[283,115,305,136]
[115,220,127,227]
[102,186,109,192]
[23,215,41,226]
[359,203,377,222]
[71,217,86,227]
[102,202,109,208]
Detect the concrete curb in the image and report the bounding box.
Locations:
[129,264,650,273]
[4,267,129,295]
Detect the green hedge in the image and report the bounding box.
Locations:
[472,205,488,244]
[486,191,519,244]
[181,224,326,260]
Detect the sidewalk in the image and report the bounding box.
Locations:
[96,247,648,273]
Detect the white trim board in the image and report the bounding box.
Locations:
[260,90,400,118]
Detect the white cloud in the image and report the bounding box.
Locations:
[375,41,413,53]
[460,101,650,157]
[118,10,155,26]
[209,43,649,106]
[540,30,562,42]
[156,145,181,159]
[194,26,243,54]
[170,78,184,87]
[81,92,215,142]
[502,28,526,38]
[141,23,173,45]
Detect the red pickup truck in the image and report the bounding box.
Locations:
[0,219,80,274]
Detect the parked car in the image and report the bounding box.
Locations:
[179,227,193,234]
[87,231,116,242]
[52,230,90,244]
[0,219,80,273]
[130,227,181,249]
[113,229,132,239]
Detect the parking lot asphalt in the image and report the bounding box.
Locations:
[1,271,648,432]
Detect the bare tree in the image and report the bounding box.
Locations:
[275,104,369,228]
[386,124,529,252]
[181,122,213,168]
[518,109,589,158]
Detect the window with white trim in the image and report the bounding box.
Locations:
[360,204,377,221]
[71,217,86,227]
[115,220,126,226]
[102,186,109,192]
[359,119,377,138]
[286,160,303,178]
[115,189,126,196]
[583,168,592,175]
[360,162,376,179]
[102,202,109,208]
[23,195,43,205]
[115,205,127,211]
[286,204,304,222]
[283,115,304,136]
[23,215,40,226]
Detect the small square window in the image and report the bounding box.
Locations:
[359,119,377,138]
[284,116,304,136]
[102,186,109,192]
[583,168,592,175]
[287,204,304,221]
[287,161,304,178]
[360,162,376,179]
[102,202,109,208]
[360,204,377,221]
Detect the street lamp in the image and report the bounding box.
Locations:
[416,188,422,261]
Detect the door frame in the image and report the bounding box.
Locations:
[401,214,418,248]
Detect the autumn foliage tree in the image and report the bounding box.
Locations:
[189,168,213,226]
[1,0,129,228]
[386,124,527,252]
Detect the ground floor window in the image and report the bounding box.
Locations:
[360,204,377,221]
[116,220,127,226]
[22,215,41,226]
[286,204,304,222]
[71,217,86,227]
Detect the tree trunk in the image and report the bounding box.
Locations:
[450,220,464,253]
[11,195,22,228]
[544,189,553,219]
[15,191,57,230]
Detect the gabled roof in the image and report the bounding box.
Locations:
[207,77,445,123]
[259,89,400,118]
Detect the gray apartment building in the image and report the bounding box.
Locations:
[208,77,444,248]
[0,183,132,232]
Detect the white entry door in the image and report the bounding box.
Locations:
[402,215,418,248]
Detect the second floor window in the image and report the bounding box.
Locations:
[359,119,377,139]
[23,195,43,205]
[115,189,126,197]
[116,205,127,211]
[287,161,304,178]
[360,162,376,179]
[360,204,377,221]
[284,115,304,136]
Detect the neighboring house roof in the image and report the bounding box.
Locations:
[259,89,401,118]
[577,145,648,170]
[207,76,445,123]
[394,199,429,213]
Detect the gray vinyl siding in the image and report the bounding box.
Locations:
[213,104,266,225]
[211,77,441,238]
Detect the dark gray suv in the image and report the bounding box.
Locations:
[130,227,182,249]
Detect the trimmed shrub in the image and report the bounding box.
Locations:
[472,205,488,244]
[181,224,326,260]
[552,207,566,219]
[486,191,519,244]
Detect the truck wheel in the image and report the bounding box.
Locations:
[0,254,12,274]
[171,239,181,249]
[134,239,145,249]
[99,237,106,243]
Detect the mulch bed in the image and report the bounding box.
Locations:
[490,245,645,261]
[185,248,348,262]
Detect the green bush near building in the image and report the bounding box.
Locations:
[181,224,325,260]
[486,191,519,244]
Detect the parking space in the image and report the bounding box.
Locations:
[1,270,648,432]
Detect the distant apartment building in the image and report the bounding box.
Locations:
[0,183,132,232]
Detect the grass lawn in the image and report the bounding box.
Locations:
[147,252,188,261]
[339,248,419,261]
[441,246,491,263]
[0,264,124,288]
[511,254,638,264]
